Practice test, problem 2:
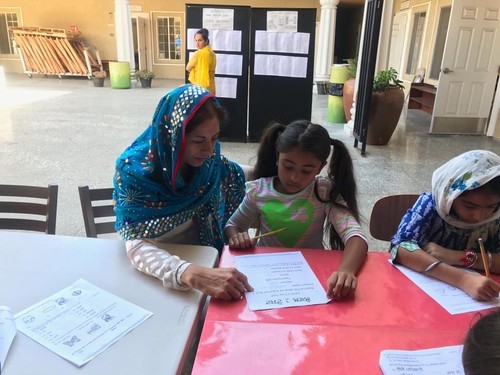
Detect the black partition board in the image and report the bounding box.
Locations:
[185,4,250,142]
[248,8,316,142]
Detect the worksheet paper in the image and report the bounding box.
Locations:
[379,345,464,375]
[0,306,16,372]
[392,261,500,314]
[234,251,330,311]
[14,279,153,367]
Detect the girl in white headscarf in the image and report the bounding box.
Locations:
[391,150,500,301]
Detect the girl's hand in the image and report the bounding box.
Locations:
[181,265,254,300]
[326,271,358,300]
[228,232,254,249]
[423,242,460,265]
[459,272,500,301]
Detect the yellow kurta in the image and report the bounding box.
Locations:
[188,46,216,94]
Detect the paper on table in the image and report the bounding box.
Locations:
[0,306,16,372]
[379,345,464,375]
[14,279,153,367]
[391,261,500,314]
[234,251,330,311]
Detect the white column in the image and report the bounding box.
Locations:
[114,0,135,71]
[375,0,395,72]
[314,0,340,82]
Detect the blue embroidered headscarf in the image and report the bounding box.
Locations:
[113,84,245,251]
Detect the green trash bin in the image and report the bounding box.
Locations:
[327,64,350,123]
[109,62,131,89]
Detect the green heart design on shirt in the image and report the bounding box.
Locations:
[261,199,314,247]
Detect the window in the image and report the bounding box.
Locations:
[157,16,181,60]
[429,6,451,80]
[0,12,19,54]
[405,11,426,75]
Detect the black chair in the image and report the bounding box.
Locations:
[0,184,58,234]
[369,194,420,242]
[78,186,116,237]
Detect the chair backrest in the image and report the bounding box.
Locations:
[0,184,58,234]
[78,186,116,237]
[369,194,420,242]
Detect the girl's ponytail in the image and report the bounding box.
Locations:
[322,138,361,249]
[328,138,360,222]
[253,122,286,179]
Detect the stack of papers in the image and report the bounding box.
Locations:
[14,279,153,367]
[379,346,464,375]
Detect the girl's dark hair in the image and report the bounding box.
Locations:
[253,120,360,249]
[186,98,227,134]
[196,28,210,45]
[462,309,500,375]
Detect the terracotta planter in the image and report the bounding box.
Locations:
[342,78,355,121]
[366,87,404,145]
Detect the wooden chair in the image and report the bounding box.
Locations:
[0,184,58,234]
[78,186,116,237]
[369,194,420,242]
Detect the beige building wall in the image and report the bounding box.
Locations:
[0,0,320,78]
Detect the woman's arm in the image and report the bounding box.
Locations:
[395,247,500,301]
[125,239,192,290]
[126,239,254,299]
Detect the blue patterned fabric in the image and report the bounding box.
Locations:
[390,192,500,254]
[391,150,500,255]
[113,84,245,251]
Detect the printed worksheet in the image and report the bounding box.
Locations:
[234,251,330,311]
[379,345,464,375]
[0,306,16,372]
[14,279,153,367]
[392,261,500,314]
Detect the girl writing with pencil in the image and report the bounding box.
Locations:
[224,121,368,299]
[392,150,500,301]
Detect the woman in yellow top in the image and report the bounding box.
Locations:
[186,28,216,94]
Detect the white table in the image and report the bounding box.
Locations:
[0,231,218,375]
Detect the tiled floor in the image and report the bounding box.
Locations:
[1,73,498,250]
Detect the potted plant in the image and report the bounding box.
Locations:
[92,70,106,87]
[366,67,405,145]
[136,70,155,88]
[342,58,357,121]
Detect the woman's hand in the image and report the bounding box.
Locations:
[326,271,358,300]
[228,232,254,249]
[181,264,253,300]
[459,272,500,301]
[423,242,461,265]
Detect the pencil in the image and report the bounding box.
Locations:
[478,238,490,278]
[252,227,286,240]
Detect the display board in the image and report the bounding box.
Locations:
[248,8,316,142]
[186,4,251,141]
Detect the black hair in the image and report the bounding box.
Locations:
[186,98,227,134]
[253,120,360,249]
[462,309,500,375]
[195,28,210,45]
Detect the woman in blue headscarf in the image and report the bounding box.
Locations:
[114,84,253,300]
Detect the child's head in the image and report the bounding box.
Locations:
[462,309,500,375]
[432,150,500,228]
[253,120,360,248]
[255,121,330,193]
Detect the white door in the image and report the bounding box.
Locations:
[430,0,500,134]
[388,11,409,76]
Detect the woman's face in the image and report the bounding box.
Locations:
[452,189,500,224]
[181,116,220,170]
[194,34,206,49]
[275,147,325,194]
